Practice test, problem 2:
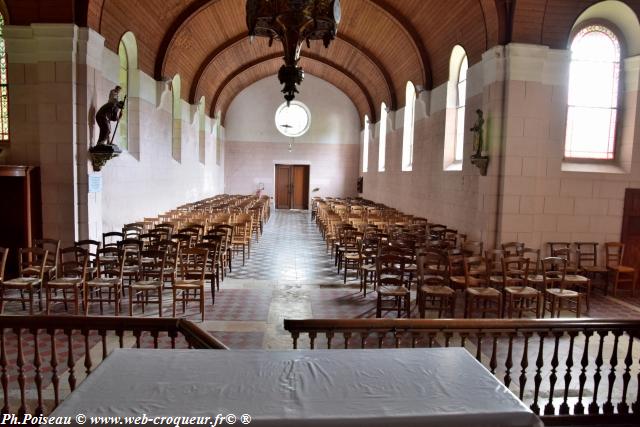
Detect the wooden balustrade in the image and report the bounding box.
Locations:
[0,316,226,416]
[284,318,640,424]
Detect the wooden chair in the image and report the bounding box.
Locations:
[85,248,126,315]
[45,247,88,315]
[501,242,524,256]
[575,242,608,294]
[196,238,222,304]
[463,256,502,318]
[129,249,165,317]
[75,239,101,279]
[416,254,455,318]
[32,238,61,282]
[501,256,540,318]
[231,219,252,266]
[604,242,637,296]
[1,248,48,314]
[102,231,124,248]
[375,254,411,318]
[173,247,208,321]
[542,257,584,318]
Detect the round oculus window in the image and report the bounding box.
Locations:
[275,101,311,137]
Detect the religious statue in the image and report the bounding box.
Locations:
[469,108,489,176]
[470,109,484,157]
[95,86,126,145]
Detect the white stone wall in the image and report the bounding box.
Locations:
[2,25,224,246]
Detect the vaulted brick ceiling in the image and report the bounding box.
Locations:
[6,0,640,125]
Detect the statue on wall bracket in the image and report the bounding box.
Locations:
[470,109,489,176]
[89,86,126,171]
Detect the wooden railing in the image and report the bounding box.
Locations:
[284,318,640,424]
[0,316,227,416]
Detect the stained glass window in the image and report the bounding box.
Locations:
[0,14,9,143]
[565,25,620,159]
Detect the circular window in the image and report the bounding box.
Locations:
[275,101,311,137]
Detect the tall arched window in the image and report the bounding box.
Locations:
[565,25,621,159]
[0,13,9,143]
[362,115,370,172]
[402,82,416,171]
[117,39,129,150]
[171,74,182,162]
[454,56,468,162]
[443,46,467,170]
[378,103,387,172]
[198,96,206,164]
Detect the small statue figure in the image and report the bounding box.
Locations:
[95,86,126,145]
[470,109,484,157]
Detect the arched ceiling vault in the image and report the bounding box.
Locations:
[214,55,375,127]
[70,0,640,124]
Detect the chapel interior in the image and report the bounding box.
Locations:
[0,0,639,425]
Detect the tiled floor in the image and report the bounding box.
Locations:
[3,210,640,353]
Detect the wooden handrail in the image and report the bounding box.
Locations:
[0,315,227,416]
[284,318,640,423]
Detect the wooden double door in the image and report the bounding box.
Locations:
[622,189,640,286]
[275,164,309,210]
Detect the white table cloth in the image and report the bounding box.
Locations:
[52,347,542,427]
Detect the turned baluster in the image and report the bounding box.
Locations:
[291,331,299,349]
[489,333,499,375]
[169,330,177,349]
[67,329,76,391]
[15,328,26,417]
[31,328,43,415]
[49,329,60,407]
[588,330,607,414]
[100,330,108,359]
[444,331,453,347]
[326,331,334,349]
[544,331,562,415]
[559,331,577,415]
[360,331,370,349]
[377,332,384,348]
[530,331,547,414]
[504,333,514,388]
[393,330,400,348]
[411,332,419,348]
[519,332,531,401]
[343,332,351,349]
[603,330,622,414]
[427,332,436,348]
[83,329,92,376]
[632,340,640,414]
[460,332,468,348]
[1,329,9,414]
[309,331,317,349]
[134,329,142,348]
[574,330,592,415]
[617,332,633,415]
[475,332,484,362]
[151,330,159,348]
[117,328,124,348]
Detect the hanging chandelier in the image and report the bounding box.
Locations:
[246,0,341,105]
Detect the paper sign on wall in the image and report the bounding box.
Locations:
[88,174,102,193]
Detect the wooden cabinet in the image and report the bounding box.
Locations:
[0,166,42,277]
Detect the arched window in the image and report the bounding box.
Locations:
[454,56,468,162]
[215,111,222,166]
[0,13,9,143]
[565,25,621,159]
[402,82,416,171]
[362,115,370,172]
[198,96,206,164]
[117,39,129,150]
[171,74,182,162]
[378,103,387,172]
[443,46,467,170]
